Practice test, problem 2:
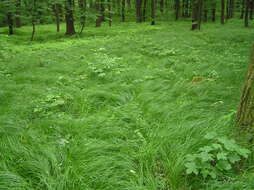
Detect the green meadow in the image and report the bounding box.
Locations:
[0,20,254,189]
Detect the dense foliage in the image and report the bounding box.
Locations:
[0,0,253,39]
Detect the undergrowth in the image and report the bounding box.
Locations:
[0,20,253,190]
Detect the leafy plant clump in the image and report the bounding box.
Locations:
[185,132,251,179]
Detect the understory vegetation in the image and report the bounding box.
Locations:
[0,20,254,189]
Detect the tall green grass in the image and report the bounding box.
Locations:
[0,20,253,190]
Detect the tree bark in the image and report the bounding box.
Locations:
[65,0,76,35]
[53,4,61,32]
[237,47,254,129]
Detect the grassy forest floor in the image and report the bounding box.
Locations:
[0,19,254,190]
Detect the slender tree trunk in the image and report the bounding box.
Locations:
[142,0,147,21]
[136,0,142,22]
[121,0,125,22]
[151,0,156,25]
[95,0,103,27]
[245,0,250,27]
[175,0,180,20]
[108,0,112,26]
[192,0,202,30]
[7,12,14,35]
[65,0,76,35]
[237,47,254,130]
[241,0,245,19]
[221,0,225,24]
[15,0,22,27]
[211,1,216,22]
[79,0,86,34]
[249,0,253,20]
[160,0,164,13]
[53,4,61,32]
[127,0,131,8]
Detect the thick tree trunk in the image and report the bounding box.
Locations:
[237,47,254,129]
[151,0,156,25]
[221,0,225,24]
[65,0,76,35]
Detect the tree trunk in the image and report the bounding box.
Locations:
[95,0,103,27]
[211,1,216,22]
[7,12,14,35]
[245,0,250,27]
[221,0,225,24]
[65,0,76,35]
[237,47,254,129]
[79,0,86,34]
[160,0,164,13]
[108,0,112,26]
[175,0,180,20]
[53,4,61,32]
[142,0,147,21]
[241,0,245,19]
[191,0,202,30]
[15,0,22,27]
[136,0,142,22]
[121,0,125,22]
[151,0,156,25]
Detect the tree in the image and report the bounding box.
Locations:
[191,0,202,30]
[136,0,142,22]
[151,0,156,25]
[65,0,76,35]
[244,0,250,27]
[221,0,225,24]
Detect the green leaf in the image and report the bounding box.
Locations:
[228,154,241,163]
[216,161,232,171]
[199,152,214,162]
[204,132,217,140]
[199,146,213,153]
[185,162,199,175]
[237,148,251,158]
[217,152,228,160]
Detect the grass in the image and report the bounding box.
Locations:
[0,19,254,190]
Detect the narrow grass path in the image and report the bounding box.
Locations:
[0,20,253,190]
